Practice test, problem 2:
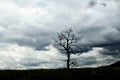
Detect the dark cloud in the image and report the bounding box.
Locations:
[99,45,120,57]
[101,3,107,7]
[88,1,97,7]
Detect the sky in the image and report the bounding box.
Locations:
[0,0,120,69]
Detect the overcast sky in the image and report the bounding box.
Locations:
[0,0,120,69]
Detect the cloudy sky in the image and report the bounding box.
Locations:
[0,0,120,69]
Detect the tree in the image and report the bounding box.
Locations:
[55,28,78,69]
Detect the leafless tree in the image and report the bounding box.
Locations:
[55,28,78,69]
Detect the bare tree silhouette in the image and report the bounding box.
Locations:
[55,28,79,69]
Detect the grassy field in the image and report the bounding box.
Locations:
[0,66,120,80]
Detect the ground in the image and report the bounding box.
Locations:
[0,65,120,80]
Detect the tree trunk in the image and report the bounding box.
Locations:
[67,51,70,69]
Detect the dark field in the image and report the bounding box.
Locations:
[0,66,120,80]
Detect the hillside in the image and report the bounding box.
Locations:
[110,61,120,66]
[0,66,120,80]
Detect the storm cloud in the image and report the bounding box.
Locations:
[0,0,120,69]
